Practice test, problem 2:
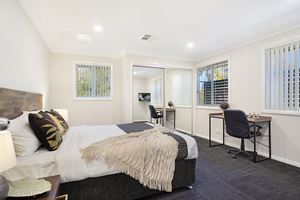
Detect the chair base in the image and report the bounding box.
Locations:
[227,148,257,160]
[150,117,163,125]
[227,138,258,160]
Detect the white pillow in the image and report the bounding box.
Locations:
[9,111,41,157]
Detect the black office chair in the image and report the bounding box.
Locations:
[223,109,262,159]
[148,105,163,124]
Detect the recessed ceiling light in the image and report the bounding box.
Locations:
[76,33,92,43]
[94,25,102,32]
[133,71,137,75]
[186,42,194,48]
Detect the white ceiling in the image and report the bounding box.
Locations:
[19,0,300,61]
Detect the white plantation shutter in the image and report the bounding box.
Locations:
[197,61,228,106]
[76,64,112,98]
[265,41,300,111]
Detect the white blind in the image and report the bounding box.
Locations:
[76,64,111,98]
[265,41,300,111]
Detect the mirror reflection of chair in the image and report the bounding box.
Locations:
[223,109,262,159]
[148,105,163,124]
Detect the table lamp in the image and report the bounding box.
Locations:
[0,130,17,200]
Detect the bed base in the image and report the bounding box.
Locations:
[60,159,196,200]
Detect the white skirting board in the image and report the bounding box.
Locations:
[175,128,192,135]
[195,133,300,168]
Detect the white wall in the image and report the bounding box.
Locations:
[194,27,300,167]
[50,53,123,126]
[132,78,150,121]
[0,0,50,108]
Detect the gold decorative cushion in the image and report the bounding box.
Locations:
[47,113,65,135]
[46,109,69,135]
[28,111,62,151]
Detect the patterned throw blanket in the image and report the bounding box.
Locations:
[117,123,188,160]
[80,128,178,192]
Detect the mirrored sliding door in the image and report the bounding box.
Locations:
[132,66,193,134]
[132,66,164,124]
[165,69,193,133]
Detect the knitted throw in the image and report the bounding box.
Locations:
[80,129,178,192]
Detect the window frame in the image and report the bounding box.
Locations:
[261,36,300,116]
[73,61,113,101]
[196,58,230,109]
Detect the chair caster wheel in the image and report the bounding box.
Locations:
[186,185,193,190]
[227,150,231,153]
[232,155,236,159]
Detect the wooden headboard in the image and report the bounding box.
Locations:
[0,87,42,119]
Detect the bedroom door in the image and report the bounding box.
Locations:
[132,66,165,124]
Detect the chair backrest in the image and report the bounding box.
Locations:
[223,109,250,138]
[148,105,158,118]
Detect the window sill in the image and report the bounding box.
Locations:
[262,109,300,116]
[73,97,113,101]
[195,106,221,110]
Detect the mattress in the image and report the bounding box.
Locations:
[2,148,58,181]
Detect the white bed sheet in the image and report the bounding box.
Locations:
[2,148,58,181]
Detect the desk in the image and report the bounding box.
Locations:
[209,112,272,163]
[155,108,176,129]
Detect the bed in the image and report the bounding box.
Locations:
[0,87,197,200]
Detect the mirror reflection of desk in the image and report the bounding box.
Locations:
[155,108,176,129]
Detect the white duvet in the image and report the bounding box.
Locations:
[56,125,121,183]
[56,124,198,183]
[3,124,198,183]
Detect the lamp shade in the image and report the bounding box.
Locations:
[54,109,68,122]
[0,131,17,172]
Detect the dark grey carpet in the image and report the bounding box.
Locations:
[143,136,300,200]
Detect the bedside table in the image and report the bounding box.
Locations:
[8,175,61,200]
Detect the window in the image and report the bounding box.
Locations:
[197,61,228,106]
[265,41,300,111]
[75,63,112,99]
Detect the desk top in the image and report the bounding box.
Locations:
[155,107,176,112]
[209,112,272,122]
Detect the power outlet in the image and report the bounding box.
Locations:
[215,129,220,134]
